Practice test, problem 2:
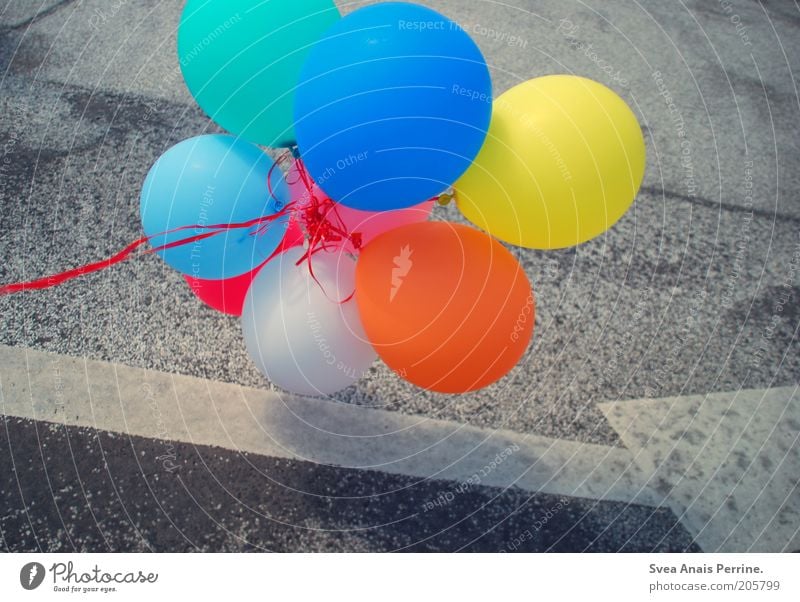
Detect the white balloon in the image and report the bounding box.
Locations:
[242,247,377,396]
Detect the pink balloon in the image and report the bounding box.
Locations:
[287,159,434,254]
[334,201,435,253]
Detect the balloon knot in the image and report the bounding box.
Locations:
[436,190,454,206]
[281,153,360,304]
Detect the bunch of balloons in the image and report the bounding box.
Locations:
[138,0,645,397]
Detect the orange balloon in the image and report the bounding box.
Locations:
[355,222,534,393]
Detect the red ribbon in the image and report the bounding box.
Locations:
[0,152,356,300]
[0,151,445,302]
[0,202,294,296]
[280,153,363,303]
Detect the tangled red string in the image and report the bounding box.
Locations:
[0,150,446,300]
[0,209,294,296]
[277,152,364,303]
[0,152,361,300]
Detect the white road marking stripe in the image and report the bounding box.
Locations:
[0,344,662,506]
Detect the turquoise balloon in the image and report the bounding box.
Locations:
[140,135,289,280]
[178,0,340,147]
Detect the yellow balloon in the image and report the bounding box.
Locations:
[455,75,645,249]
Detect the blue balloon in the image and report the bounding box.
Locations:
[294,2,492,211]
[140,135,289,280]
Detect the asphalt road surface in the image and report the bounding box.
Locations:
[0,0,798,552]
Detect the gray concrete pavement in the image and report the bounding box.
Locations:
[1,0,798,551]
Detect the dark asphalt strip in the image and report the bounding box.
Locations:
[0,415,699,552]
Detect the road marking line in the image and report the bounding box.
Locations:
[0,344,662,506]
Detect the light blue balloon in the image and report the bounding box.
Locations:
[294,2,492,211]
[140,135,289,280]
